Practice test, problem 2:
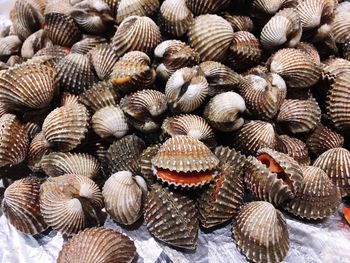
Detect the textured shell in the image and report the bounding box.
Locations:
[44,12,82,47]
[92,106,128,139]
[6,55,24,67]
[112,16,162,57]
[0,35,22,60]
[111,51,156,94]
[197,146,245,228]
[332,2,350,44]
[42,104,89,152]
[268,48,321,88]
[186,0,231,15]
[239,73,286,120]
[57,227,136,263]
[120,89,167,133]
[227,31,262,71]
[44,0,72,15]
[140,144,160,185]
[313,147,350,196]
[60,92,80,107]
[277,135,310,166]
[21,29,53,59]
[32,45,70,66]
[199,61,242,97]
[106,134,146,174]
[233,201,289,263]
[90,44,119,80]
[296,42,321,64]
[162,114,216,148]
[260,8,302,50]
[79,81,119,112]
[116,0,160,24]
[144,184,199,250]
[165,67,208,113]
[188,14,234,62]
[2,177,47,234]
[27,131,50,171]
[284,166,340,219]
[0,114,30,167]
[71,37,107,55]
[276,98,321,134]
[251,0,296,15]
[204,92,246,132]
[152,135,219,173]
[158,0,193,37]
[102,171,147,225]
[40,174,104,234]
[222,13,254,32]
[232,120,277,156]
[40,152,100,178]
[56,53,98,95]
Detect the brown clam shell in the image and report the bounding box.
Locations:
[115,0,160,25]
[21,29,52,59]
[233,201,289,263]
[57,227,136,263]
[27,131,50,171]
[277,135,310,166]
[2,177,47,235]
[71,36,107,55]
[32,45,70,66]
[60,92,80,107]
[251,0,297,16]
[140,144,160,185]
[284,166,340,220]
[0,35,22,60]
[332,2,350,44]
[187,0,231,15]
[222,13,254,32]
[90,43,119,80]
[144,184,199,250]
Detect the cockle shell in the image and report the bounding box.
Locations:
[90,43,119,80]
[0,114,29,167]
[276,98,321,134]
[56,227,137,263]
[106,134,146,174]
[284,166,340,219]
[56,53,98,95]
[332,2,350,44]
[28,131,50,171]
[92,106,129,138]
[204,91,246,132]
[188,14,234,62]
[268,48,322,88]
[186,0,231,15]
[158,0,193,37]
[21,29,52,59]
[314,147,350,196]
[144,184,199,249]
[32,45,70,66]
[322,57,350,81]
[40,152,100,178]
[71,36,107,55]
[0,63,57,111]
[140,144,160,185]
[165,67,208,113]
[232,120,277,156]
[277,135,310,166]
[233,201,289,263]
[6,55,23,67]
[260,8,302,50]
[112,16,162,57]
[0,35,22,61]
[42,103,89,152]
[120,89,167,133]
[151,135,219,188]
[44,0,71,15]
[199,61,242,96]
[162,114,216,148]
[251,0,297,16]
[102,171,147,225]
[111,51,156,94]
[60,92,80,106]
[44,12,82,47]
[296,41,321,63]
[154,40,200,81]
[116,0,160,25]
[2,177,47,234]
[222,13,254,32]
[197,146,245,228]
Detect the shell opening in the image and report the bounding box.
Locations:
[155,168,214,186]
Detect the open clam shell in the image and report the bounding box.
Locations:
[2,177,47,235]
[277,135,310,166]
[115,0,160,25]
[233,201,289,263]
[140,144,160,185]
[144,184,199,250]
[90,43,119,80]
[57,227,136,263]
[284,166,340,220]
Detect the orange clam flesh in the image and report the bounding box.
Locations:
[155,168,215,186]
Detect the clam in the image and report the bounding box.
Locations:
[5,55,23,67]
[251,0,297,16]
[204,92,246,132]
[102,171,147,225]
[188,14,234,62]
[144,184,199,249]
[296,41,321,64]
[40,174,104,234]
[115,0,160,25]
[120,89,167,133]
[57,227,136,263]
[60,92,80,106]
[151,135,219,188]
[332,2,350,43]
[2,177,47,235]
[106,134,146,174]
[0,35,22,61]
[90,43,119,80]
[158,0,193,37]
[44,0,72,15]
[197,146,245,228]
[276,98,321,134]
[32,45,70,66]
[112,16,162,57]
[21,29,52,59]
[140,144,160,185]
[284,166,340,219]
[27,131,50,171]
[165,66,208,113]
[40,152,100,178]
[222,13,254,32]
[313,147,350,197]
[233,201,289,263]
[186,0,231,15]
[111,51,156,94]
[92,106,129,138]
[104,0,119,17]
[277,135,310,166]
[71,36,107,55]
[162,114,216,148]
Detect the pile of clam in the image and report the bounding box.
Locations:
[0,0,350,262]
